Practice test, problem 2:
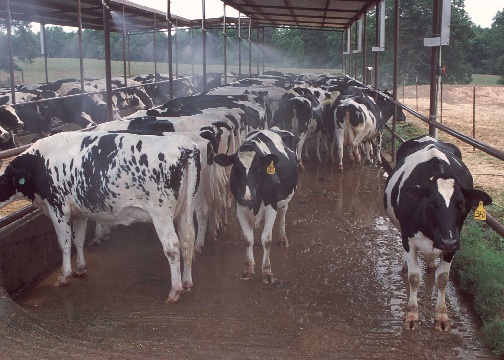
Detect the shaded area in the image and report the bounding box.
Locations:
[0,162,496,359]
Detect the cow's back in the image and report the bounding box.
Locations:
[26,131,199,225]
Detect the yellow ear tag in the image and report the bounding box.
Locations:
[474,201,486,221]
[267,161,276,175]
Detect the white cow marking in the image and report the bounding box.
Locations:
[238,151,255,199]
[437,178,455,208]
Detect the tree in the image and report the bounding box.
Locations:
[486,9,504,83]
[0,20,38,72]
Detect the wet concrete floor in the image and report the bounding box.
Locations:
[0,162,497,359]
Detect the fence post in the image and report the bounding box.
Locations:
[415,77,418,111]
[440,79,443,123]
[473,86,476,151]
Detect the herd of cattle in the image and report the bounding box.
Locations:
[0,72,492,331]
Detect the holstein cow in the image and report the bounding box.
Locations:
[214,128,298,283]
[272,92,321,170]
[384,135,492,331]
[333,88,406,171]
[89,117,224,252]
[0,131,201,303]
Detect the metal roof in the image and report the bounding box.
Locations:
[0,0,193,32]
[221,0,377,29]
[0,0,373,33]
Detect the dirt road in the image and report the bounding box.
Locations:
[1,162,496,359]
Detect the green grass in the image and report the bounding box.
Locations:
[381,120,429,150]
[470,74,501,86]
[455,212,504,355]
[0,56,342,85]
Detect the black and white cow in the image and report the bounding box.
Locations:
[333,88,406,171]
[272,92,322,169]
[89,116,227,251]
[0,98,25,131]
[0,131,201,303]
[384,135,492,331]
[214,128,298,283]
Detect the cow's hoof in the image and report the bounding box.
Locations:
[403,313,419,330]
[297,162,305,171]
[337,166,344,173]
[315,157,322,162]
[166,291,181,304]
[73,268,87,277]
[194,245,202,254]
[54,275,70,287]
[261,273,275,284]
[434,319,451,332]
[278,236,289,247]
[241,268,255,280]
[182,281,193,294]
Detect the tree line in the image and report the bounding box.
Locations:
[1,0,503,85]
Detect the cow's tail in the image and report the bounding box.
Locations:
[177,143,200,271]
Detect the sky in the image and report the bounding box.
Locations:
[130,0,504,28]
[464,0,502,28]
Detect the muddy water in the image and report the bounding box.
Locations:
[1,162,496,359]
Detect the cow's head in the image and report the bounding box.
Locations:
[378,90,407,122]
[0,104,24,130]
[400,174,492,255]
[214,145,279,210]
[0,157,36,206]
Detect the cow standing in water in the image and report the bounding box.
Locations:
[214,128,298,283]
[0,131,201,303]
[384,135,492,331]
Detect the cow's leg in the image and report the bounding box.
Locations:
[260,206,277,284]
[363,141,372,163]
[194,202,209,254]
[434,259,452,331]
[277,203,289,247]
[153,220,184,303]
[404,247,421,330]
[335,130,344,172]
[52,218,73,286]
[72,217,88,277]
[327,134,335,162]
[236,205,255,280]
[175,210,196,294]
[314,132,322,162]
[297,132,307,170]
[254,206,265,229]
[375,133,383,165]
[352,145,361,164]
[90,223,112,246]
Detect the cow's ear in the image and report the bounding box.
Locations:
[463,188,492,207]
[260,154,279,166]
[401,185,429,202]
[213,154,234,167]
